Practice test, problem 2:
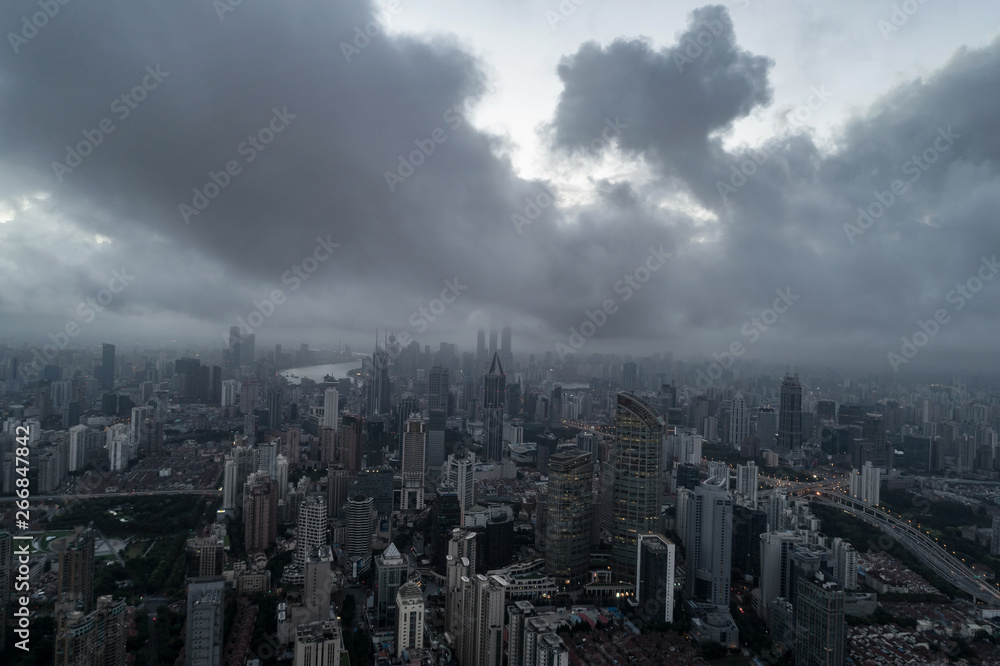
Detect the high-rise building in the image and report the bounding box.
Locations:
[794,574,845,666]
[100,343,115,391]
[295,496,328,569]
[445,450,475,520]
[831,537,858,590]
[396,582,425,657]
[778,373,802,451]
[545,449,593,589]
[304,546,335,623]
[266,386,284,429]
[736,461,758,507]
[427,408,447,471]
[222,379,239,408]
[401,414,426,511]
[293,620,346,666]
[68,424,88,473]
[685,476,733,607]
[429,365,450,413]
[611,393,664,583]
[500,326,512,371]
[186,532,225,578]
[346,493,375,566]
[106,424,129,472]
[57,526,95,614]
[732,505,768,580]
[374,543,408,627]
[257,440,278,480]
[457,574,507,666]
[848,461,880,506]
[323,388,339,429]
[729,392,750,448]
[482,353,506,462]
[863,413,889,470]
[476,329,487,366]
[54,595,127,666]
[367,341,391,417]
[622,362,638,390]
[445,530,478,640]
[243,471,278,551]
[185,577,225,666]
[636,533,676,623]
[327,464,353,517]
[759,530,810,622]
[339,414,363,473]
[757,407,778,450]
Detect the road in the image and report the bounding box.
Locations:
[812,490,1000,606]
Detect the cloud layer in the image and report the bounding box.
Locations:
[1,2,999,374]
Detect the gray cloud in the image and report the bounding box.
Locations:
[1,2,999,374]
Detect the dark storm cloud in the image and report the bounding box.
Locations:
[2,1,1000,373]
[545,5,1000,371]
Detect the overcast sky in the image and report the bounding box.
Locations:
[1,0,1000,374]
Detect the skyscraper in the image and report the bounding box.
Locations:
[482,352,506,462]
[346,493,375,567]
[500,326,512,371]
[367,339,391,417]
[375,543,408,627]
[685,476,733,607]
[729,391,750,448]
[545,449,593,589]
[427,408,447,471]
[57,526,95,614]
[100,343,115,391]
[106,423,129,472]
[778,373,802,451]
[401,414,426,510]
[636,533,676,624]
[185,578,225,666]
[445,450,475,521]
[862,413,889,470]
[457,574,507,666]
[54,595,127,666]
[323,388,339,429]
[757,407,778,450]
[339,414,363,473]
[428,365,450,413]
[736,461,758,507]
[295,496,328,569]
[794,574,845,666]
[396,582,425,657]
[611,393,663,583]
[243,471,278,551]
[848,461,880,506]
